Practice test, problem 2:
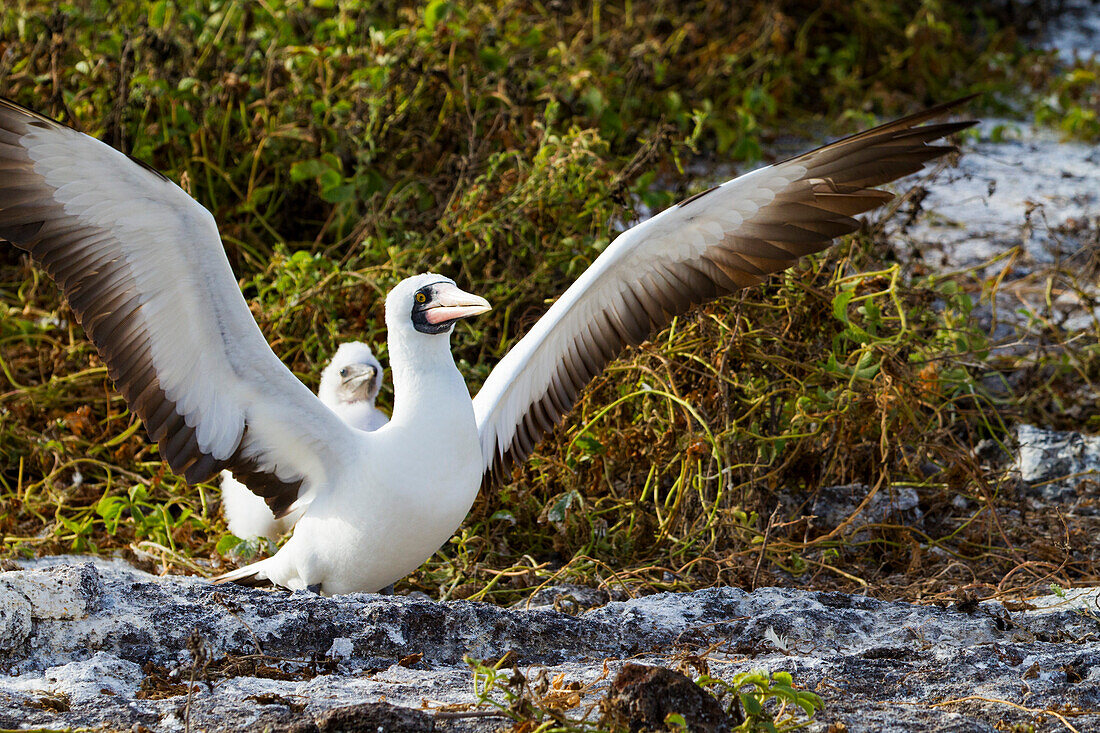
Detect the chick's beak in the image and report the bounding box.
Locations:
[337,364,377,400]
[424,283,492,325]
[342,363,377,387]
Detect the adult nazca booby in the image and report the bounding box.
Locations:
[0,96,975,593]
[221,341,388,542]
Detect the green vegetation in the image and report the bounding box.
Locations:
[464,657,822,732]
[1,0,1098,618]
[696,669,824,732]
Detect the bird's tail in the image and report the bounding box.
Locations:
[213,560,274,588]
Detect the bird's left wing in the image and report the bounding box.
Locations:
[0,97,358,517]
[474,98,976,488]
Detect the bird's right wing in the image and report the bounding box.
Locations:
[0,97,358,518]
[474,97,976,488]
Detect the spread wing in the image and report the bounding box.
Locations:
[474,97,976,488]
[0,97,358,518]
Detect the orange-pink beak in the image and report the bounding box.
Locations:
[423,283,492,325]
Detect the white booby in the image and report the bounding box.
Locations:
[0,96,975,594]
[220,341,388,542]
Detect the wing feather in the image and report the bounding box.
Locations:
[474,97,977,488]
[0,97,356,516]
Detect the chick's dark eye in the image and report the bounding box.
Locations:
[339,368,349,377]
[415,292,427,303]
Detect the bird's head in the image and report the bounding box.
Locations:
[318,341,384,406]
[385,273,492,338]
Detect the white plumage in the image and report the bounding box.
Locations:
[220,342,388,542]
[0,96,973,593]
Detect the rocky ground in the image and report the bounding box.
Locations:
[902,119,1100,340]
[0,555,1098,732]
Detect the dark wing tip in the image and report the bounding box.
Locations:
[126,153,171,183]
[677,184,721,209]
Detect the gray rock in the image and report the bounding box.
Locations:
[0,563,102,620]
[902,121,1100,334]
[45,652,144,704]
[519,583,617,613]
[1017,423,1100,502]
[275,702,439,732]
[904,122,1100,277]
[809,483,923,539]
[0,589,31,651]
[1043,0,1100,59]
[0,559,1097,732]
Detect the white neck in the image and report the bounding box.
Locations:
[378,326,483,510]
[387,327,472,428]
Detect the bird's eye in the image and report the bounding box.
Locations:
[339,367,349,377]
[415,292,427,303]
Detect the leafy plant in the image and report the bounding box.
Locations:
[699,669,824,732]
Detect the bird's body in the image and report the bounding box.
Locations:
[216,280,488,593]
[216,276,485,592]
[0,95,975,594]
[327,400,389,434]
[221,342,388,542]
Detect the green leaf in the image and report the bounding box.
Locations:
[854,350,879,379]
[740,692,763,716]
[573,434,605,455]
[149,0,170,29]
[424,0,451,30]
[832,288,854,323]
[547,491,579,523]
[664,712,688,728]
[795,691,824,715]
[317,168,343,191]
[95,495,124,521]
[216,534,243,554]
[290,159,326,183]
[321,182,355,204]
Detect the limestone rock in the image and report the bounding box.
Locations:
[0,559,1096,732]
[809,483,923,538]
[45,652,144,704]
[1017,424,1100,501]
[278,702,438,732]
[0,590,31,652]
[0,563,101,621]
